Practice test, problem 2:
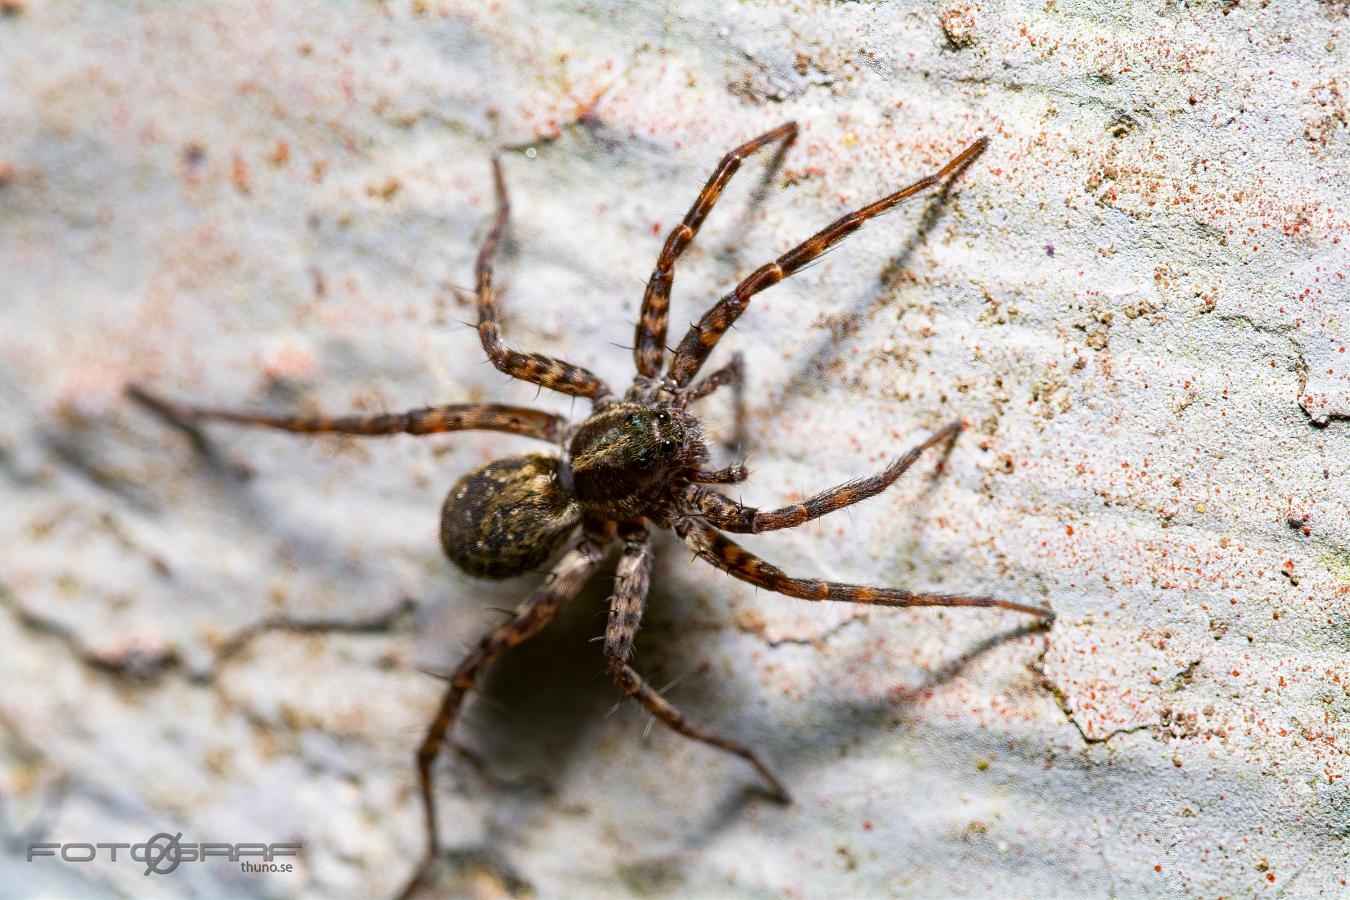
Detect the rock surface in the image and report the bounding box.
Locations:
[1,1,1346,897]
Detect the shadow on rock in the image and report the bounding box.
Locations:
[620,608,1052,878]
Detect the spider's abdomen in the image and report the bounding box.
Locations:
[441,454,580,579]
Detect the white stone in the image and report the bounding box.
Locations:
[1,1,1346,897]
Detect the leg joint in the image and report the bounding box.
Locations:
[608,657,639,695]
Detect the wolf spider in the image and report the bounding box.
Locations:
[132,121,1054,897]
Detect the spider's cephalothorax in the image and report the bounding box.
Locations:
[561,403,708,520]
[132,121,1055,900]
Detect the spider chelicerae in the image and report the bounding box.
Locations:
[131,121,1054,896]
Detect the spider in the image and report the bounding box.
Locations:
[130,121,1054,897]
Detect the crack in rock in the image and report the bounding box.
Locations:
[197,596,419,683]
[0,586,183,682]
[1030,650,1156,748]
[0,586,417,686]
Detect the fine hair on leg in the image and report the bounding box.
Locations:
[475,157,611,399]
[126,385,565,442]
[399,535,607,900]
[683,351,748,451]
[676,517,1053,621]
[682,421,963,533]
[667,137,989,387]
[600,521,790,801]
[633,123,798,378]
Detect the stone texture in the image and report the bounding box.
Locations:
[1,1,1346,897]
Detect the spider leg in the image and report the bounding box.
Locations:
[475,157,611,399]
[601,522,653,666]
[690,463,749,485]
[683,420,961,532]
[675,517,1054,621]
[684,350,744,403]
[602,522,790,802]
[127,385,565,442]
[684,351,747,451]
[400,535,607,900]
[667,137,988,387]
[634,123,797,379]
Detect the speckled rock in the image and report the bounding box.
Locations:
[1,1,1346,897]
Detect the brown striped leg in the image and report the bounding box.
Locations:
[667,136,989,387]
[602,522,789,802]
[634,123,798,378]
[613,664,791,802]
[684,351,744,403]
[400,536,607,900]
[675,517,1054,621]
[684,351,747,450]
[602,522,653,667]
[682,420,962,532]
[475,158,610,399]
[127,385,564,442]
[690,463,749,485]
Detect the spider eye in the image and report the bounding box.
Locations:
[660,439,676,452]
[656,411,670,422]
[627,414,643,427]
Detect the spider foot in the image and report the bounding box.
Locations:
[743,755,792,805]
[757,780,793,805]
[729,750,788,804]
[126,383,251,479]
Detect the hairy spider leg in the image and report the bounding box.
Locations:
[676,517,1054,621]
[476,158,611,399]
[126,385,565,442]
[601,522,652,665]
[683,350,748,451]
[682,420,963,533]
[690,463,750,485]
[667,136,989,388]
[633,122,798,378]
[400,536,608,900]
[683,351,744,404]
[602,522,790,801]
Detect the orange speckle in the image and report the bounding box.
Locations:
[232,155,251,194]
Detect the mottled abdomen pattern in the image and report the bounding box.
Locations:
[440,454,579,579]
